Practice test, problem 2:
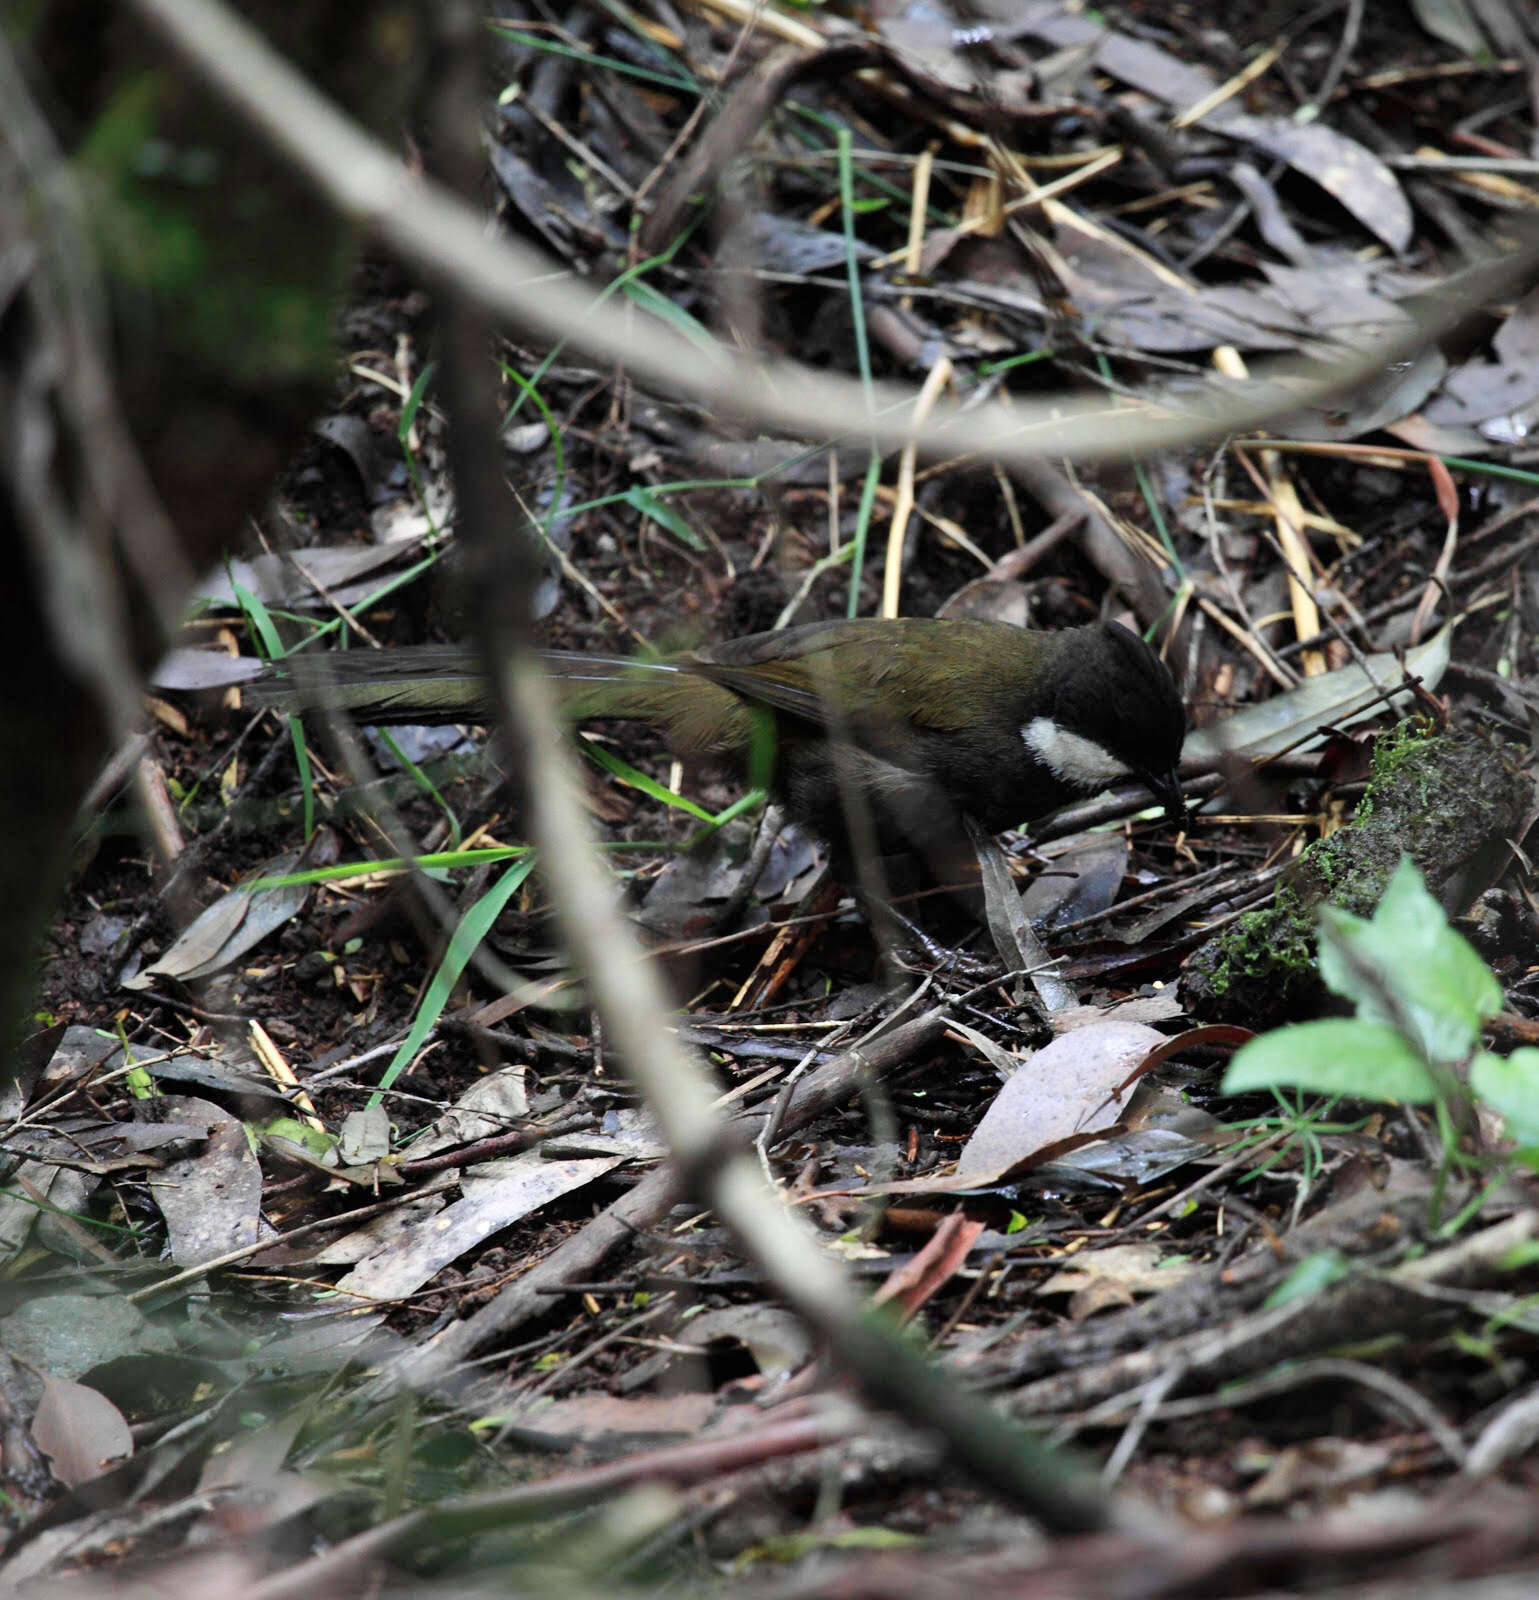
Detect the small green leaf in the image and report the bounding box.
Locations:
[1222,1018,1437,1103]
[1451,1328,1499,1363]
[1315,903,1372,1005]
[1261,1248,1351,1308]
[1497,1238,1539,1270]
[1318,857,1499,1063]
[1470,1048,1539,1145]
[258,1117,334,1159]
[622,484,706,550]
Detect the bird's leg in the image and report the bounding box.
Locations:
[844,851,996,979]
[874,898,997,977]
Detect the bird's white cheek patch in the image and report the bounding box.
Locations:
[1022,718,1131,790]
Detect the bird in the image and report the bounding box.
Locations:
[252,617,1187,871]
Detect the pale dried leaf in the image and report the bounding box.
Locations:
[1183,627,1450,766]
[30,1375,132,1487]
[123,849,313,989]
[338,1105,392,1166]
[955,1021,1166,1181]
[334,1153,621,1302]
[406,1067,530,1160]
[1038,1241,1199,1297]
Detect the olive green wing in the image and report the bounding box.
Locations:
[692,619,1042,734]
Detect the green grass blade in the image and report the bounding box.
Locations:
[377,728,461,846]
[622,485,706,552]
[580,738,714,822]
[369,855,538,1108]
[236,580,315,839]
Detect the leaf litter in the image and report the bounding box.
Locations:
[17,0,1539,1594]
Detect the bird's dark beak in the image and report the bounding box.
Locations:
[1141,768,1188,830]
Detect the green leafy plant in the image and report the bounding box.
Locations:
[1223,857,1539,1203]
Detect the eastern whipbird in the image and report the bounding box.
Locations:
[252,617,1188,871]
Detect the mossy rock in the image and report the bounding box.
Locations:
[1182,724,1530,1027]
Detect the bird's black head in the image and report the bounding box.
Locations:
[1029,621,1188,822]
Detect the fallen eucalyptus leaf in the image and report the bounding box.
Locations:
[30,1376,133,1487]
[1183,626,1450,768]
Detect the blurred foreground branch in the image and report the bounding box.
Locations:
[407,0,1138,1536]
[131,0,1539,473]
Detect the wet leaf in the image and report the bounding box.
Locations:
[1020,835,1128,932]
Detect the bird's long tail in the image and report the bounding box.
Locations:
[248,647,747,752]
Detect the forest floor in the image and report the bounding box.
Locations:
[8,2,1539,1596]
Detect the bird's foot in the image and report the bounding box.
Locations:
[881,907,996,978]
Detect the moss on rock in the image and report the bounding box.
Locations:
[1182,724,1529,1026]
